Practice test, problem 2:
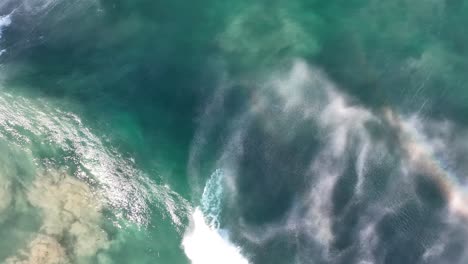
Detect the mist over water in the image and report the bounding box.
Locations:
[1,0,468,263]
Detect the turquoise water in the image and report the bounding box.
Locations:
[1,0,468,263]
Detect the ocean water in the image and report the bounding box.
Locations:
[0,0,468,263]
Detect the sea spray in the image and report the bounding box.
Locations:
[0,13,11,56]
[0,14,11,39]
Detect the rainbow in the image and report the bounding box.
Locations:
[383,108,468,218]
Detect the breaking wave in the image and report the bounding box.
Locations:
[183,169,250,264]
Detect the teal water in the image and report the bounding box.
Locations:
[1,0,468,263]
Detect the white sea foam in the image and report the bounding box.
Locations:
[0,92,190,228]
[0,91,193,261]
[0,13,12,56]
[183,169,249,264]
[182,208,249,264]
[0,14,11,38]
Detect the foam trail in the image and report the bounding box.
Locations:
[183,170,249,264]
[383,108,468,219]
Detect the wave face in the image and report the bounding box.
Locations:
[1,0,468,264]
